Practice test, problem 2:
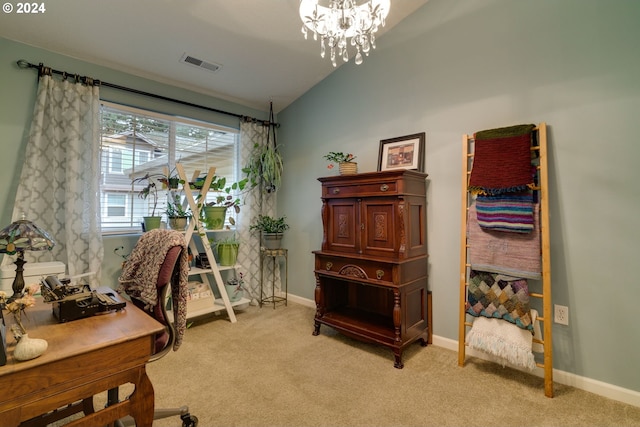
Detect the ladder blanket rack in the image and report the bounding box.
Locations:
[458,122,553,397]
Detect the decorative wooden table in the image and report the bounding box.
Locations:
[0,296,163,426]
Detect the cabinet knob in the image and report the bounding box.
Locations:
[326,262,333,271]
[333,188,340,194]
[380,184,389,192]
[376,270,384,280]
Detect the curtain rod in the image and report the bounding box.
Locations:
[16,59,278,127]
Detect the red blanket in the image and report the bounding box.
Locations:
[469,124,536,195]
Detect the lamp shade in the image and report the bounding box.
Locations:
[0,216,56,255]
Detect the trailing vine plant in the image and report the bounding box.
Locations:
[242,101,283,193]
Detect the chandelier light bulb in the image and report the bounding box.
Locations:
[299,0,390,67]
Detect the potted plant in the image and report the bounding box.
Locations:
[249,214,290,249]
[323,152,357,175]
[243,142,283,193]
[224,272,246,303]
[243,102,284,193]
[132,173,164,230]
[213,235,241,266]
[165,193,191,231]
[197,175,249,230]
[160,167,184,189]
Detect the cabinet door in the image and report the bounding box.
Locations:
[361,197,397,257]
[324,199,360,254]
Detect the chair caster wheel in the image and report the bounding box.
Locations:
[181,413,198,427]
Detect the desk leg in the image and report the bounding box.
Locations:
[127,367,155,427]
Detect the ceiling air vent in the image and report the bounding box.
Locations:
[180,53,222,73]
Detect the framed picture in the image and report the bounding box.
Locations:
[377,132,425,172]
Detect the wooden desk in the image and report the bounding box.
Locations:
[0,297,163,427]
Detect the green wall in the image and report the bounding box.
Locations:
[1,0,639,397]
[277,0,640,393]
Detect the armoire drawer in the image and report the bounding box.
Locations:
[315,253,393,285]
[314,252,428,287]
[323,180,399,198]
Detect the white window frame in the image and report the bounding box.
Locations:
[100,101,241,233]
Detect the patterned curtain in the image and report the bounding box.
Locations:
[8,74,103,286]
[237,120,280,302]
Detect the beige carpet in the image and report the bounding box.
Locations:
[101,302,640,427]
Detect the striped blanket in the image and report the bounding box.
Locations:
[468,202,541,280]
[475,192,534,233]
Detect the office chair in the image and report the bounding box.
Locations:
[115,230,198,427]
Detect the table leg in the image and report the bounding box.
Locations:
[127,368,155,427]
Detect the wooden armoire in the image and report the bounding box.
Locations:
[312,170,430,368]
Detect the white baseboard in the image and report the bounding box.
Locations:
[286,294,315,307]
[289,295,639,408]
[435,335,640,408]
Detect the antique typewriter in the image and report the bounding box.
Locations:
[40,275,126,323]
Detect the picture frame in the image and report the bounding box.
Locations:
[377,132,425,172]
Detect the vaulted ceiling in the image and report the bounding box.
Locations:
[0,0,429,112]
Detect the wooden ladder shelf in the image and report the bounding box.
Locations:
[458,123,553,397]
[174,162,248,323]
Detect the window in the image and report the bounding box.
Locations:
[106,193,127,217]
[100,102,241,232]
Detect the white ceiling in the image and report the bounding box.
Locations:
[0,0,428,113]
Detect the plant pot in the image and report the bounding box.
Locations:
[262,232,284,250]
[217,243,239,266]
[203,206,227,230]
[224,282,243,302]
[168,177,180,189]
[339,162,358,175]
[143,216,162,231]
[168,216,189,231]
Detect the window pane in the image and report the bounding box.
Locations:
[100,102,240,232]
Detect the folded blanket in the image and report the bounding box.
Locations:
[469,124,536,195]
[475,192,534,233]
[466,270,534,332]
[118,229,189,351]
[468,202,541,280]
[466,310,540,371]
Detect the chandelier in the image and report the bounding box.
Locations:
[299,0,391,67]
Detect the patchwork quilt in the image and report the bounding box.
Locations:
[466,269,533,332]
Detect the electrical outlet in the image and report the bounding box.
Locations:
[554,304,569,325]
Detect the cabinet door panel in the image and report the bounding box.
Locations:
[325,200,359,253]
[362,199,396,256]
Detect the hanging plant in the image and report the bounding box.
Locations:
[243,143,283,193]
[242,101,283,193]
